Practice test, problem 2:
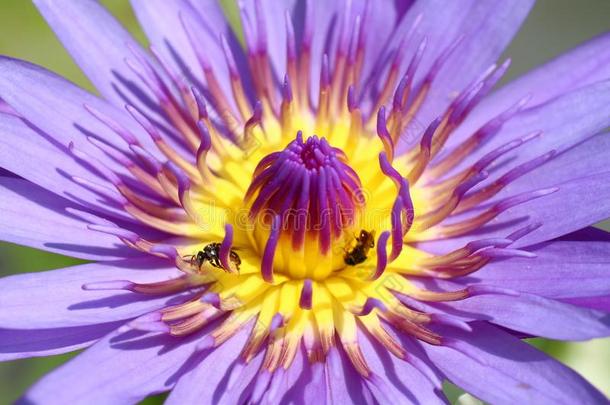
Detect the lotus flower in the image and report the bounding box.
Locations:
[1,1,609,404]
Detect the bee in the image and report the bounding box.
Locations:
[186,243,241,272]
[343,230,375,266]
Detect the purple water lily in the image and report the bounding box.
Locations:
[1,0,609,403]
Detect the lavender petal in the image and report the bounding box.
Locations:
[0,257,183,329]
[165,323,253,404]
[21,325,214,404]
[464,240,610,300]
[33,0,161,121]
[0,322,121,361]
[452,32,610,148]
[0,178,140,261]
[421,322,607,404]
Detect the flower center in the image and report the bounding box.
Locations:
[245,132,365,281]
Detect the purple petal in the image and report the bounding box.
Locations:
[267,346,307,403]
[305,1,402,104]
[0,112,128,219]
[0,178,139,260]
[33,0,161,120]
[0,257,184,329]
[358,1,404,82]
[130,0,248,111]
[464,241,610,299]
[186,0,252,89]
[565,296,610,313]
[239,0,297,86]
[445,79,610,181]
[392,0,533,141]
[0,56,160,179]
[433,292,610,341]
[559,226,610,242]
[422,322,607,404]
[499,132,610,193]
[267,349,337,404]
[443,170,610,248]
[322,345,375,404]
[216,349,265,405]
[0,97,16,115]
[0,167,18,178]
[303,365,330,403]
[0,322,121,361]
[452,32,610,147]
[21,325,212,404]
[165,323,253,404]
[359,330,446,404]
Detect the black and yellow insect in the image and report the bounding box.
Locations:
[187,243,241,272]
[344,230,375,266]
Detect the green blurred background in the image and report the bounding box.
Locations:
[0,0,609,403]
